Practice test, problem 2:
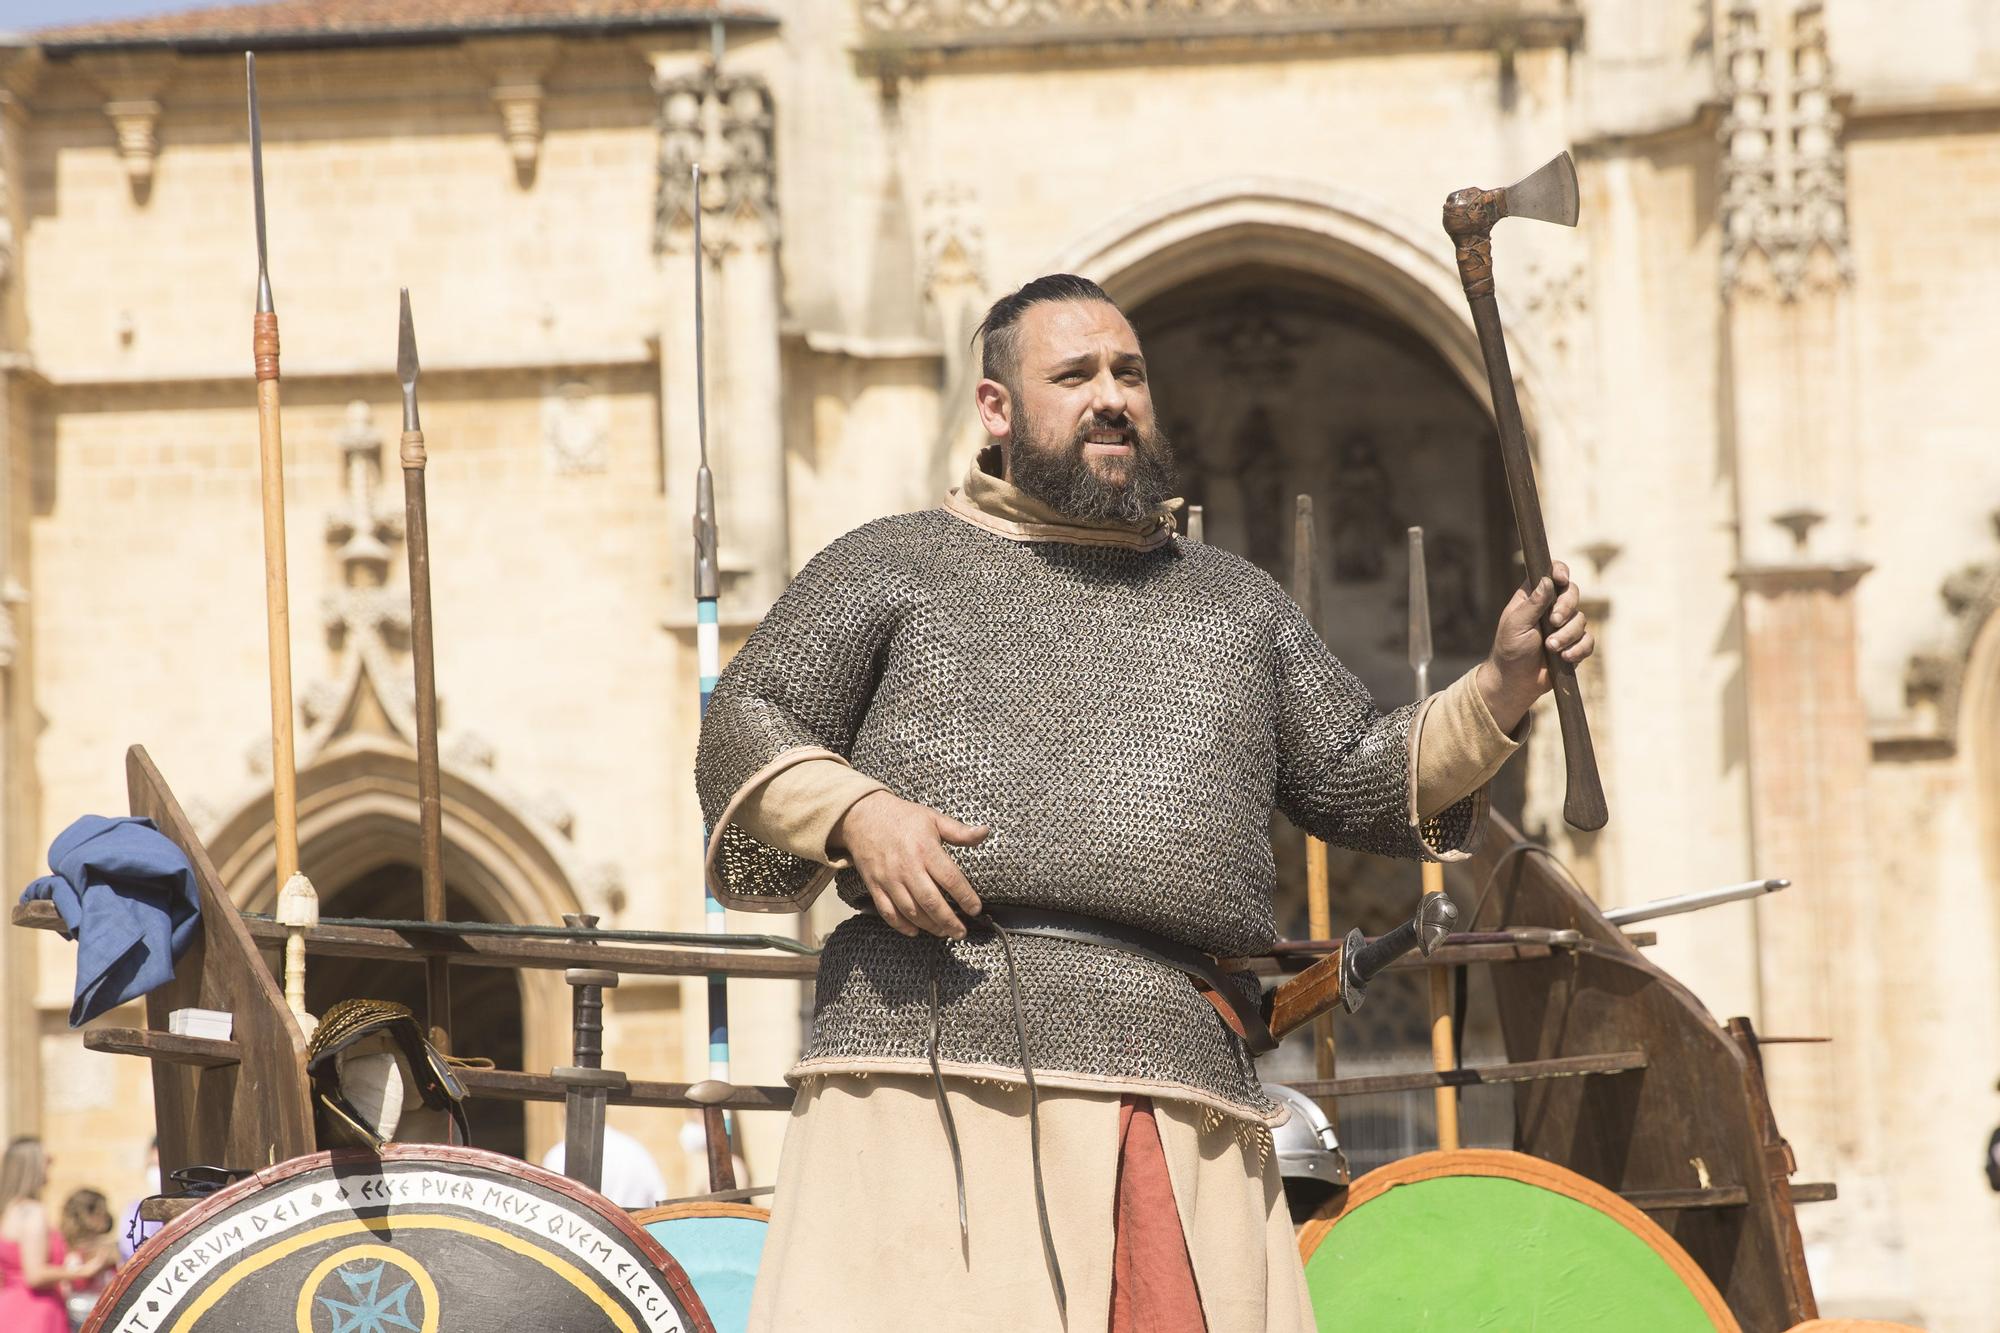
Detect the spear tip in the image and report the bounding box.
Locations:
[246,50,273,314]
[398,288,421,431]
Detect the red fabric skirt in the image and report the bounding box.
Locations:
[1110,1095,1208,1332]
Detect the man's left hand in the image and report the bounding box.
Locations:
[1475,560,1594,734]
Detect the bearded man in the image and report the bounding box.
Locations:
[695,273,1594,1332]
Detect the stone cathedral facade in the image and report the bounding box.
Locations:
[0,0,1994,1323]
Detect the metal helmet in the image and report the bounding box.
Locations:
[1265,1082,1348,1188]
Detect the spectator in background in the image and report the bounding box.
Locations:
[0,1138,106,1333]
[58,1189,117,1330]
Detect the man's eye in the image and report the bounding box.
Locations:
[1118,369,1144,384]
[1059,373,1087,385]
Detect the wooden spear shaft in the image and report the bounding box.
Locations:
[398,289,451,1055]
[1410,527,1460,1150]
[1293,497,1337,1086]
[247,53,317,1023]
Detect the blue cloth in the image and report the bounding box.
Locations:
[20,815,201,1026]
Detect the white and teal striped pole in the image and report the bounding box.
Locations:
[691,163,729,1096]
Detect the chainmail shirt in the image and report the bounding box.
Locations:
[695,506,1483,1124]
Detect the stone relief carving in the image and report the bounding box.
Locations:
[542,378,609,475]
[235,404,616,888]
[1717,0,1851,299]
[654,61,777,252]
[922,184,985,305]
[1903,509,2000,745]
[1328,433,1400,583]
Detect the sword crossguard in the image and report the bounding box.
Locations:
[1339,892,1461,1013]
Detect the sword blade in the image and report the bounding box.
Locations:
[1500,150,1580,228]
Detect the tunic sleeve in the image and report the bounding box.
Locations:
[1268,597,1485,862]
[695,524,904,911]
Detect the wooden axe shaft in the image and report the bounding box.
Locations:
[1443,187,1608,832]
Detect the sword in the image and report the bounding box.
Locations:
[1264,892,1459,1040]
[553,915,624,1195]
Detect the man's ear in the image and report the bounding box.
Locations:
[974,378,1012,444]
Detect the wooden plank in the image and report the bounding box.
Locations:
[1450,811,1814,1332]
[458,1067,795,1112]
[1790,1182,1837,1204]
[18,899,818,979]
[128,746,314,1178]
[138,1196,202,1225]
[1286,1050,1647,1100]
[236,917,819,980]
[1623,1186,1751,1211]
[85,1027,240,1069]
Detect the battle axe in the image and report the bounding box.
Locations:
[1443,151,1608,831]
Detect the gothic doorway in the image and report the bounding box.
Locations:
[1130,263,1523,1168]
[307,864,528,1160]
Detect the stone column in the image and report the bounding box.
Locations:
[1718,1,1911,1312]
[0,53,38,1143]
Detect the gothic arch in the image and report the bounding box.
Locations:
[1041,176,1572,465]
[205,732,590,1152]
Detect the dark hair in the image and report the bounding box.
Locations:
[973,273,1118,388]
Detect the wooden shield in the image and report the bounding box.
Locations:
[632,1202,770,1333]
[84,1144,715,1333]
[1299,1149,1741,1331]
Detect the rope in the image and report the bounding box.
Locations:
[239,912,818,955]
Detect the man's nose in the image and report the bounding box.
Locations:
[1091,370,1128,417]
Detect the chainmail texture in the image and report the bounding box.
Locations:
[695,507,1482,1122]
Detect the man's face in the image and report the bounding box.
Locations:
[980,299,1177,523]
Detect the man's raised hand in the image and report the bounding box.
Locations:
[1475,559,1595,735]
[830,791,989,939]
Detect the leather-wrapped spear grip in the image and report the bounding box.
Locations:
[1442,152,1608,831]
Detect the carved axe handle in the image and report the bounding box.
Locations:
[1443,185,1608,831]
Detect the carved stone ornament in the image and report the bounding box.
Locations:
[541,378,609,475]
[469,37,561,186]
[922,184,985,302]
[1903,510,2000,746]
[654,60,777,253]
[74,52,176,204]
[1717,0,1852,299]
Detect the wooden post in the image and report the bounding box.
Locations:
[1294,497,1338,1086]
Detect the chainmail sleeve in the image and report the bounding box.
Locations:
[695,519,909,911]
[1269,595,1483,861]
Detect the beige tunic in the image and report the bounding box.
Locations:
[749,1074,1315,1333]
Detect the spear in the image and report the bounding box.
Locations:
[1410,526,1460,1149]
[246,53,318,1024]
[1292,496,1337,1085]
[398,290,451,1055]
[690,162,735,1187]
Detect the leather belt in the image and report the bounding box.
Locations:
[979,904,1278,1055]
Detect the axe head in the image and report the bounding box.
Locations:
[1500,151,1579,228]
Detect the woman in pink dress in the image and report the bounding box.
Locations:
[0,1138,106,1333]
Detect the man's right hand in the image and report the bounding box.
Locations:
[829,791,989,940]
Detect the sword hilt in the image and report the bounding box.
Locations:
[1339,892,1459,1012]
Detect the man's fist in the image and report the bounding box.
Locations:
[1476,559,1594,734]
[829,791,989,940]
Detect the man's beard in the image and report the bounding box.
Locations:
[1008,406,1179,525]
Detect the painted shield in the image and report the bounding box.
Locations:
[1298,1149,1741,1332]
[84,1144,715,1333]
[633,1203,769,1333]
